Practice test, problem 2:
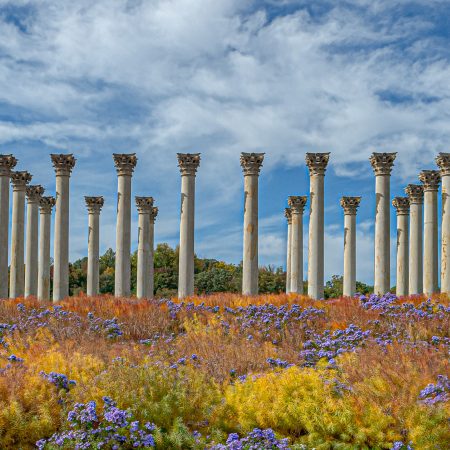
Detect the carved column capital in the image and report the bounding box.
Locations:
[240,152,264,176]
[113,153,137,176]
[135,196,154,213]
[392,197,410,215]
[10,171,32,190]
[340,196,361,215]
[85,196,104,214]
[288,195,307,214]
[39,196,56,214]
[419,170,441,191]
[369,152,397,175]
[284,207,292,224]
[305,152,330,176]
[0,154,18,176]
[436,152,450,176]
[26,185,44,203]
[177,153,201,176]
[405,184,424,203]
[150,206,158,222]
[51,153,76,176]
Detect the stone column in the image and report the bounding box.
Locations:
[113,153,137,298]
[38,196,55,301]
[9,171,32,298]
[392,197,410,297]
[51,154,76,301]
[241,152,264,296]
[306,153,330,300]
[136,197,153,299]
[370,152,396,295]
[340,196,361,297]
[0,155,17,298]
[25,185,44,297]
[405,184,424,295]
[178,153,201,298]
[284,207,292,294]
[149,206,158,298]
[85,196,104,297]
[419,170,441,296]
[288,196,307,294]
[436,153,450,294]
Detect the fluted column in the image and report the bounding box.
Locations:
[306,153,330,300]
[285,207,292,294]
[405,184,424,295]
[178,153,201,298]
[436,153,450,294]
[392,197,410,297]
[241,152,264,296]
[288,196,307,294]
[85,196,104,297]
[38,196,55,301]
[9,171,32,298]
[340,196,361,297]
[0,155,17,298]
[136,197,153,299]
[419,170,441,296]
[25,185,44,297]
[370,152,396,295]
[113,153,137,298]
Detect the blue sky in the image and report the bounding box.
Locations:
[0,0,449,284]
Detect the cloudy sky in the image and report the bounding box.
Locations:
[1,0,449,284]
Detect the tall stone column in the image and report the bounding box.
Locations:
[149,206,158,298]
[178,153,201,298]
[419,170,441,296]
[85,196,104,297]
[436,153,450,294]
[392,197,410,297]
[370,152,396,295]
[136,197,153,299]
[284,207,292,294]
[306,153,330,300]
[9,171,32,298]
[51,154,76,301]
[340,196,361,297]
[405,184,424,295]
[113,153,137,298]
[288,196,307,294]
[241,152,264,296]
[25,185,44,297]
[0,155,17,298]
[38,196,55,301]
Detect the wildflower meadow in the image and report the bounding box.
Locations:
[0,292,448,449]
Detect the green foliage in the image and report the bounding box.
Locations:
[324,275,373,299]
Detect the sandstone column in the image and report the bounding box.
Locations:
[113,153,137,298]
[436,153,450,294]
[178,153,201,298]
[405,184,424,295]
[419,170,441,296]
[288,196,307,294]
[38,196,55,301]
[9,171,32,298]
[370,152,396,295]
[85,196,104,297]
[149,206,158,298]
[285,207,292,294]
[0,155,17,298]
[136,196,153,299]
[241,152,264,296]
[306,153,330,299]
[51,154,76,301]
[25,185,44,297]
[392,197,410,297]
[340,196,361,297]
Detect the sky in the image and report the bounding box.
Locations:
[0,0,449,285]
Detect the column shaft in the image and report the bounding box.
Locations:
[290,211,304,293]
[285,211,292,294]
[396,213,409,296]
[137,210,150,298]
[343,213,356,297]
[0,175,10,298]
[148,213,156,298]
[442,173,449,294]
[38,198,54,301]
[25,199,40,297]
[423,189,439,295]
[87,212,100,296]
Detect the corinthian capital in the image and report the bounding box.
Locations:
[113,153,137,176]
[405,184,424,204]
[436,152,450,176]
[39,196,56,214]
[85,196,104,214]
[0,154,17,176]
[369,152,396,176]
[135,196,154,213]
[340,196,361,215]
[392,197,410,215]
[305,153,330,176]
[51,153,76,176]
[288,196,307,214]
[240,152,264,176]
[177,153,201,176]
[284,207,292,224]
[26,185,44,202]
[150,206,158,222]
[419,170,441,191]
[10,171,32,189]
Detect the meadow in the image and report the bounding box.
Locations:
[0,292,448,449]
